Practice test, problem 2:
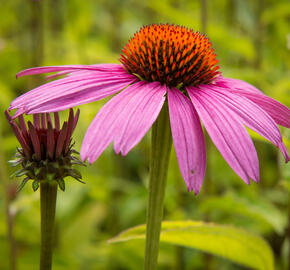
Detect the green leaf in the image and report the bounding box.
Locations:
[109,221,274,270]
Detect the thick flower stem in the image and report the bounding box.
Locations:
[40,181,57,270]
[144,103,172,270]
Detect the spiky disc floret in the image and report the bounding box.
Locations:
[120,24,220,87]
[5,109,85,192]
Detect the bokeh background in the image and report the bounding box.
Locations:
[0,0,289,269]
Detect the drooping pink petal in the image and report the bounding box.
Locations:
[113,83,166,155]
[235,92,290,128]
[10,69,136,112]
[25,79,135,114]
[188,86,260,184]
[16,64,124,78]
[81,81,166,164]
[45,68,129,80]
[214,76,263,94]
[215,76,290,127]
[12,72,113,108]
[197,85,289,162]
[167,88,206,194]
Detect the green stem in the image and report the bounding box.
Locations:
[144,103,172,270]
[40,181,57,270]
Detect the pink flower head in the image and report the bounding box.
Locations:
[10,24,289,194]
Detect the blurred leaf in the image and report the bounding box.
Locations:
[281,180,290,193]
[262,2,290,24]
[201,192,287,235]
[109,220,274,270]
[0,82,13,108]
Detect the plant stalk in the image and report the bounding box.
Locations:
[40,181,57,270]
[144,103,172,270]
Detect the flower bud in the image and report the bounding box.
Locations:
[5,109,85,191]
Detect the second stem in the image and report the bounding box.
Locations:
[40,181,57,270]
[144,103,172,270]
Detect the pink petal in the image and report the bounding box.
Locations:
[188,86,260,184]
[10,70,136,111]
[236,92,290,128]
[16,64,124,78]
[168,88,206,194]
[198,85,289,162]
[113,83,166,155]
[214,76,263,94]
[25,79,134,114]
[215,76,290,127]
[81,81,166,163]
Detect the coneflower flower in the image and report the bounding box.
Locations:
[10,24,289,194]
[5,109,83,191]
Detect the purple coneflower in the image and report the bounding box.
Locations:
[10,24,289,194]
[5,109,83,191]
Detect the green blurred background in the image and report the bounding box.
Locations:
[0,0,289,269]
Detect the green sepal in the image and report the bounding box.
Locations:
[8,158,24,167]
[68,169,82,179]
[63,164,71,170]
[16,169,30,177]
[73,178,86,184]
[70,149,79,155]
[35,167,43,176]
[24,160,33,167]
[9,138,85,190]
[71,161,86,167]
[68,169,85,184]
[32,180,40,191]
[17,177,30,192]
[14,152,22,158]
[11,168,27,178]
[69,141,76,149]
[70,156,86,166]
[16,147,23,155]
[58,179,65,191]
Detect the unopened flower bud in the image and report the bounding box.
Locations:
[5,109,85,191]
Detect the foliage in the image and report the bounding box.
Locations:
[110,220,274,270]
[0,0,289,269]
